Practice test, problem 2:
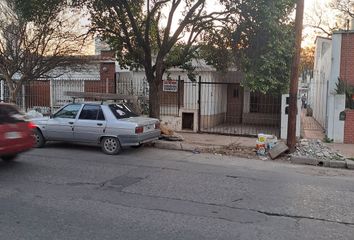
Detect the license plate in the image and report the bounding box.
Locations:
[144,124,154,131]
[5,132,21,139]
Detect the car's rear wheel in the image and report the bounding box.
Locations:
[2,155,17,162]
[101,137,121,155]
[33,128,45,148]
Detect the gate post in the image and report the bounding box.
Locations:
[0,80,4,102]
[198,76,201,132]
[177,75,181,115]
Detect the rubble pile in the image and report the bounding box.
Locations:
[160,124,184,141]
[292,139,346,161]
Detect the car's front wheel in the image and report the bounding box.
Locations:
[101,137,121,155]
[33,128,45,148]
[1,155,17,162]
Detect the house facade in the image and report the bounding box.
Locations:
[117,61,283,137]
[310,31,354,143]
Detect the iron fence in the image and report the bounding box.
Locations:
[0,78,281,137]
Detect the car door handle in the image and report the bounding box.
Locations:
[97,123,103,126]
[69,122,74,125]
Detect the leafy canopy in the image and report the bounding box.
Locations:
[229,0,296,94]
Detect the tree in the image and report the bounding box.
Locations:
[331,0,354,18]
[228,0,296,94]
[0,0,88,103]
[300,46,315,79]
[82,0,234,118]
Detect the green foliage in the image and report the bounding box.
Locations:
[335,78,354,108]
[6,0,66,23]
[231,0,296,94]
[323,135,334,143]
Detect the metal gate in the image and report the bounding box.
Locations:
[198,81,281,137]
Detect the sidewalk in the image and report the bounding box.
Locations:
[301,109,325,140]
[154,131,354,160]
[153,132,257,158]
[325,143,354,158]
[300,110,354,158]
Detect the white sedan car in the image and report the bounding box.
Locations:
[32,103,161,154]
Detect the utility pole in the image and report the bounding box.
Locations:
[287,0,304,152]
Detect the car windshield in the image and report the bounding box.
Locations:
[0,105,25,124]
[109,104,138,119]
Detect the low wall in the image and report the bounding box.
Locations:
[242,113,280,126]
[200,113,225,129]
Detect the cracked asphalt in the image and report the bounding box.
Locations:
[1,143,354,240]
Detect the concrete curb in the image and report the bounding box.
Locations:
[153,140,200,152]
[290,156,319,166]
[329,160,347,169]
[290,156,351,169]
[153,140,354,170]
[345,159,354,169]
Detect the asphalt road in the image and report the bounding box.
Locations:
[1,143,354,240]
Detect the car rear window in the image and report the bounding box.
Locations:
[0,104,25,124]
[109,104,138,119]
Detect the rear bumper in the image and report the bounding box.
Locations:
[120,130,161,146]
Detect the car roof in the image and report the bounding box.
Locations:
[68,101,124,106]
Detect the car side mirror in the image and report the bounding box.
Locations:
[50,113,54,119]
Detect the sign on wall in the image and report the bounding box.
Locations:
[163,80,178,92]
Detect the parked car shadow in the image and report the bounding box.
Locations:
[42,142,148,155]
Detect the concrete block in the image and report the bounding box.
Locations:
[345,159,354,169]
[329,160,347,169]
[291,156,319,166]
[269,142,289,159]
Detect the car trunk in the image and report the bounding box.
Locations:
[120,117,158,133]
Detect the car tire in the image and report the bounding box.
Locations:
[34,128,45,148]
[101,137,121,155]
[2,155,17,162]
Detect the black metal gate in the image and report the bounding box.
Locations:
[198,80,281,137]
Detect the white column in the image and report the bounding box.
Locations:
[0,80,4,102]
[243,88,250,113]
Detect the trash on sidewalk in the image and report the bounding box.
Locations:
[256,133,278,156]
[160,124,175,136]
[159,124,184,141]
[160,134,184,141]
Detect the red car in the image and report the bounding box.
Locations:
[0,103,35,161]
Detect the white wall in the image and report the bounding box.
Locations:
[310,37,332,129]
[326,94,345,142]
[280,94,301,140]
[326,33,344,142]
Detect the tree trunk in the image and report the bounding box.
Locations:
[149,77,161,119]
[8,81,22,104]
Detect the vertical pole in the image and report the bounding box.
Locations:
[22,84,25,111]
[287,0,305,152]
[0,80,4,102]
[177,75,181,115]
[198,76,201,132]
[50,80,53,114]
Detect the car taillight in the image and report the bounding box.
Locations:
[155,122,160,129]
[28,122,36,129]
[135,126,144,134]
